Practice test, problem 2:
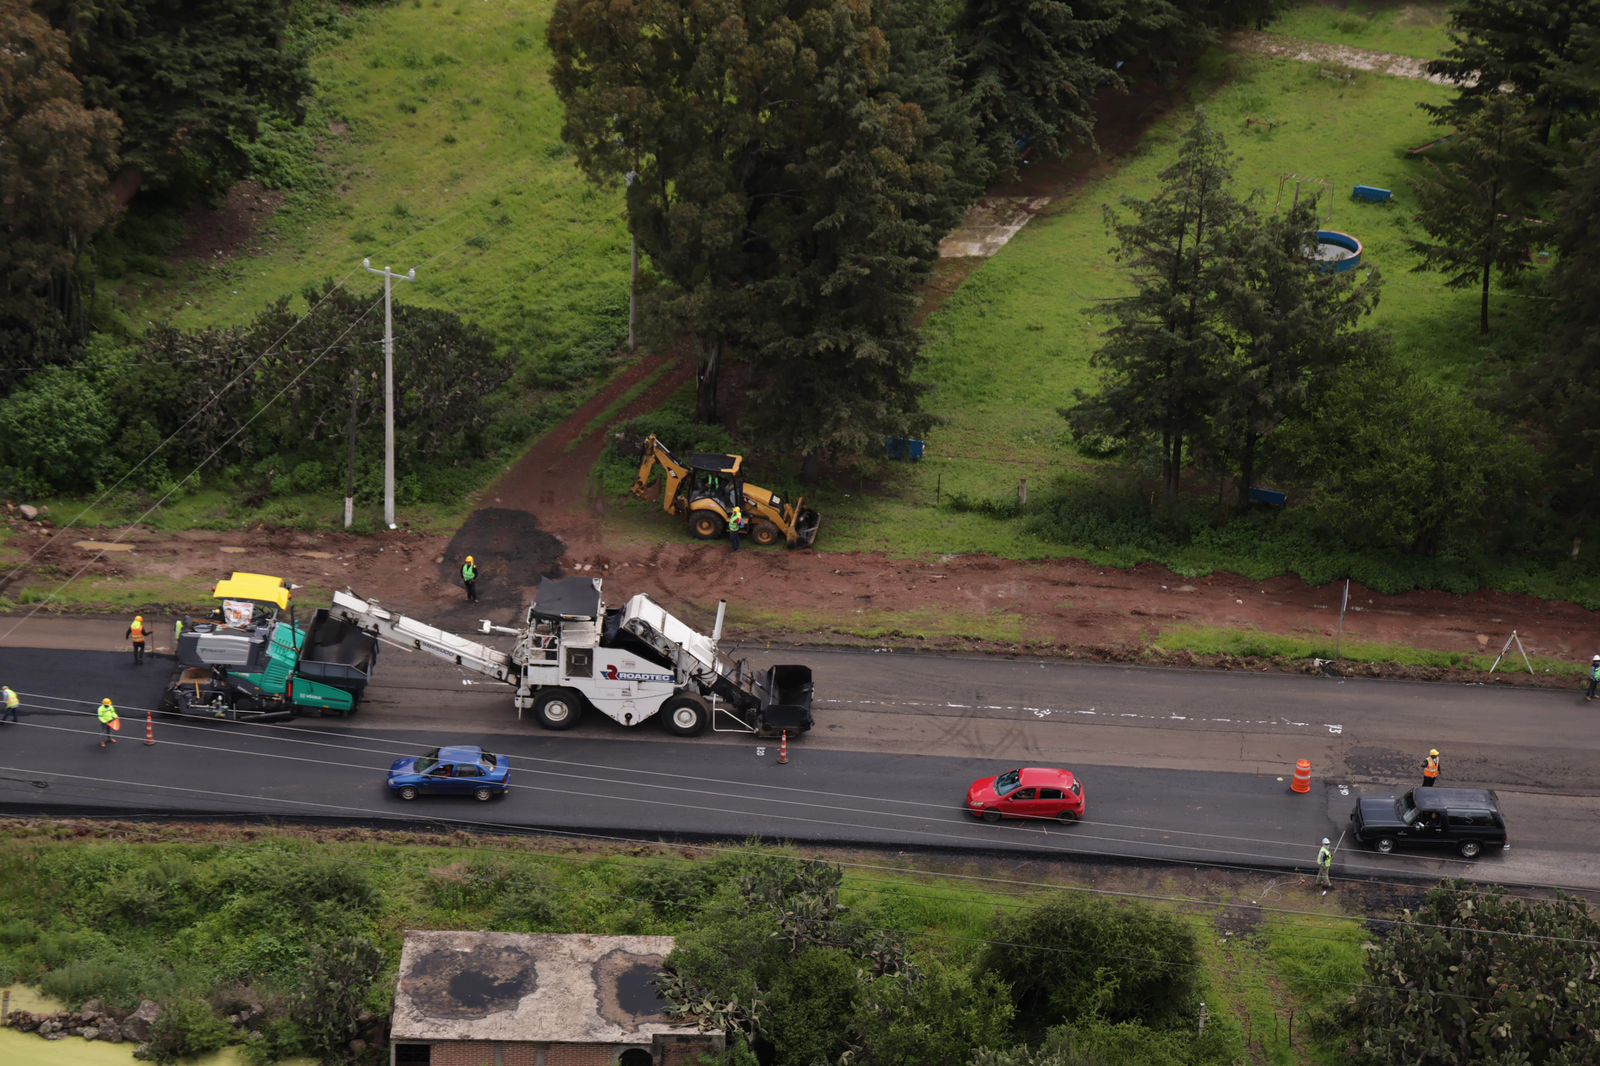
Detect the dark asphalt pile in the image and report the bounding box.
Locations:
[438,508,566,624]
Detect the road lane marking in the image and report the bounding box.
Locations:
[817,697,1342,735]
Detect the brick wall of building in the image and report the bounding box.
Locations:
[403,1036,722,1066]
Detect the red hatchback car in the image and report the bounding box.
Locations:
[966,768,1085,824]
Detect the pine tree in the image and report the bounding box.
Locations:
[1070,116,1247,508]
[1424,0,1600,146]
[0,0,121,381]
[956,0,1121,175]
[1214,199,1381,509]
[1408,95,1542,335]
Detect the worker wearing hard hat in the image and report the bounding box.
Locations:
[1316,837,1333,891]
[125,615,147,665]
[1422,748,1440,787]
[97,698,119,748]
[461,555,478,603]
[1587,654,1599,701]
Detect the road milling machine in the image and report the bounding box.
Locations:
[632,434,820,547]
[329,577,814,738]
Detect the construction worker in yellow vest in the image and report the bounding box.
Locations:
[1422,748,1440,787]
[1316,837,1333,892]
[461,555,478,603]
[97,698,119,747]
[1,685,18,723]
[125,615,147,665]
[174,617,185,654]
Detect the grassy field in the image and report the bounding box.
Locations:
[1265,0,1455,59]
[105,0,629,359]
[818,48,1564,591]
[1153,624,1587,678]
[0,828,1373,1063]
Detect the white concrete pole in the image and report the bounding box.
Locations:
[362,258,415,530]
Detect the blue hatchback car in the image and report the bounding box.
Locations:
[387,745,510,802]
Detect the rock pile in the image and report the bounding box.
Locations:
[3,996,157,1043]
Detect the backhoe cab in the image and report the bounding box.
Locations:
[632,434,820,548]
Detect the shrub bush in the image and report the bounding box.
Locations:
[147,998,234,1063]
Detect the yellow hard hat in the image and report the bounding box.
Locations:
[101,698,112,706]
[1429,749,1439,757]
[466,555,475,563]
[134,615,143,622]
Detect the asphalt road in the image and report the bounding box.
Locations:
[2,617,1597,892]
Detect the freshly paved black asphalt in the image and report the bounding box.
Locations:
[0,647,1580,890]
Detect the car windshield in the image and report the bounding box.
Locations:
[412,748,442,775]
[993,770,1022,797]
[1397,793,1421,825]
[478,753,497,770]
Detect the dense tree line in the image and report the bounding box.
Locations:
[548,0,1276,467]
[0,284,514,502]
[0,0,312,383]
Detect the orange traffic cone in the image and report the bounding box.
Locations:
[778,729,789,765]
[1291,759,1312,794]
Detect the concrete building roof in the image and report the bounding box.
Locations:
[391,931,703,1045]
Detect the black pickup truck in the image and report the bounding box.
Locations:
[1349,787,1509,859]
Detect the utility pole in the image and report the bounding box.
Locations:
[624,170,639,351]
[344,360,359,529]
[361,258,415,530]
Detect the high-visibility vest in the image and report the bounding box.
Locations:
[1592,663,1599,681]
[2,687,16,709]
[1317,846,1332,868]
[729,510,748,532]
[175,620,185,642]
[98,702,117,725]
[1424,756,1439,778]
[462,562,477,582]
[129,619,145,643]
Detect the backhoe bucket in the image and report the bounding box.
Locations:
[791,507,821,548]
[758,664,814,733]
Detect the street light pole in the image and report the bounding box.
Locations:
[362,258,415,530]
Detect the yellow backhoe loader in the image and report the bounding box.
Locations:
[632,435,820,548]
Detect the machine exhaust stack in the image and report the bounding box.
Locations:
[712,600,728,643]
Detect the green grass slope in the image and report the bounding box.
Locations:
[1265,0,1455,60]
[105,0,629,374]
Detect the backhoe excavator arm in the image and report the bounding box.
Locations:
[631,434,691,516]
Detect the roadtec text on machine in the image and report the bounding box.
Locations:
[330,577,813,738]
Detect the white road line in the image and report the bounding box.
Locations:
[816,697,1343,734]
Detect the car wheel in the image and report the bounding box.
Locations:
[397,786,418,801]
[751,520,781,547]
[1458,840,1482,859]
[533,690,582,730]
[690,512,726,540]
[473,787,494,802]
[1056,810,1080,824]
[660,696,707,737]
[1374,837,1396,854]
[981,810,1001,823]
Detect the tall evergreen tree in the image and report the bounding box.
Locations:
[36,0,311,197]
[1408,95,1543,336]
[1425,0,1600,145]
[1526,129,1600,543]
[0,0,121,383]
[549,0,787,422]
[1215,199,1381,509]
[743,0,944,464]
[1069,116,1247,508]
[956,1,1121,175]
